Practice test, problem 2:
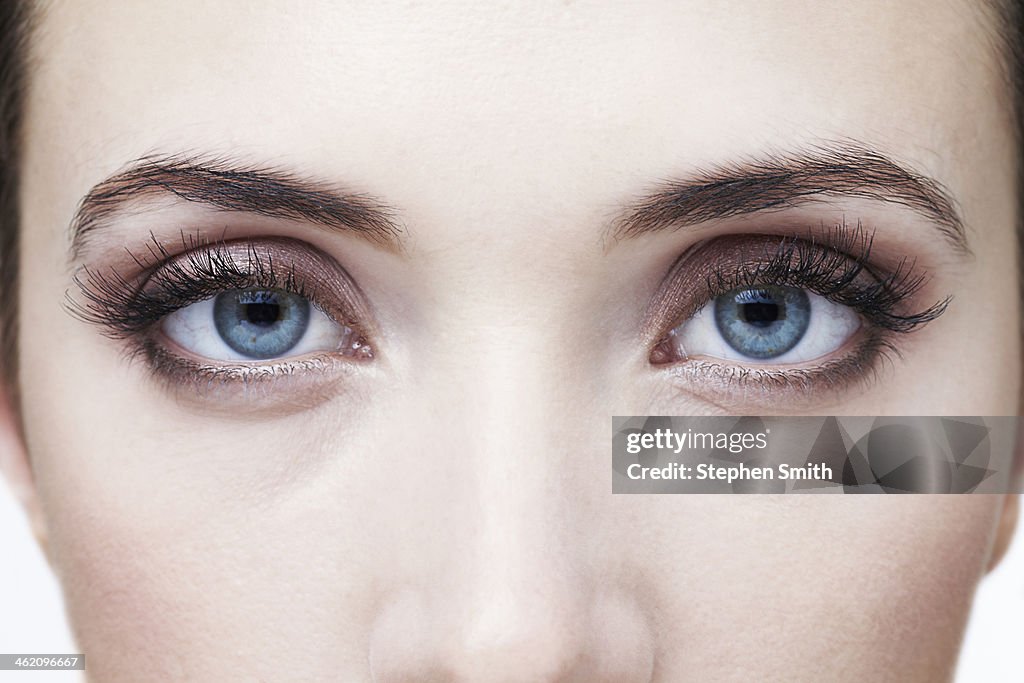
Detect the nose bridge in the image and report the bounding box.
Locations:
[455,355,578,675]
[449,333,573,607]
[369,338,654,681]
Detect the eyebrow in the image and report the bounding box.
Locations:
[69,153,403,257]
[612,143,968,254]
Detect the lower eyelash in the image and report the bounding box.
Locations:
[666,333,899,399]
[127,337,352,399]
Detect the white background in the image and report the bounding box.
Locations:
[1,480,1021,682]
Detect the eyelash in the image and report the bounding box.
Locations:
[71,236,324,337]
[699,224,948,333]
[652,222,950,393]
[68,234,367,388]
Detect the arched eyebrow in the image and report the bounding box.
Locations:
[611,143,969,255]
[71,145,968,259]
[69,153,404,258]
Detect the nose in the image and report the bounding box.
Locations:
[367,357,655,682]
[369,585,654,682]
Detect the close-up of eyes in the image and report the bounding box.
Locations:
[69,221,952,399]
[648,224,952,389]
[69,237,374,384]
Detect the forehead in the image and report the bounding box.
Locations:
[22,0,1010,231]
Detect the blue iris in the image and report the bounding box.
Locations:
[213,289,311,359]
[713,286,810,359]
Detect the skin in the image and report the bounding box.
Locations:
[1,0,1022,680]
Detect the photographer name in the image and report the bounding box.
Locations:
[626,462,834,484]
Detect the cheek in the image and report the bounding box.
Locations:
[23,407,390,680]
[628,495,1001,679]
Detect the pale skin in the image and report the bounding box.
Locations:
[0,0,1022,681]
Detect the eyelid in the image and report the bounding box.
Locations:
[132,337,369,417]
[644,235,800,341]
[642,226,945,346]
[660,332,897,411]
[71,235,378,343]
[154,238,372,327]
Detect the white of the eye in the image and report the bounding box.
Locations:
[161,296,348,362]
[671,291,861,364]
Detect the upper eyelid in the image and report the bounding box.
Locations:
[68,236,379,340]
[642,228,948,344]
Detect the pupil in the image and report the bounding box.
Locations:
[244,302,281,326]
[741,302,781,327]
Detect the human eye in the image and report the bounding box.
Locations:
[68,235,373,390]
[670,285,859,363]
[160,286,363,362]
[648,222,951,400]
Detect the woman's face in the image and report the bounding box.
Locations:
[5,0,1021,680]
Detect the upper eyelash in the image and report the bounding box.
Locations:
[700,223,950,334]
[68,235,326,339]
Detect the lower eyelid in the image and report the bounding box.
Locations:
[128,337,367,415]
[659,333,897,409]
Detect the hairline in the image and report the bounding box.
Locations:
[0,0,35,413]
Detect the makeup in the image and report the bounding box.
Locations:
[68,234,374,390]
[647,221,950,398]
